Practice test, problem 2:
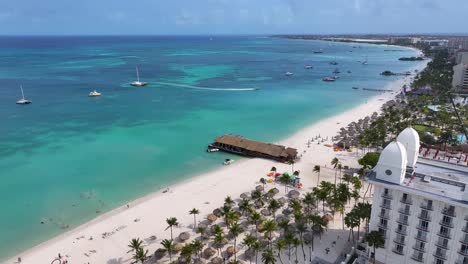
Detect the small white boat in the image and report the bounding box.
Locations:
[223,159,235,165]
[285,72,294,76]
[131,66,148,87]
[207,148,219,152]
[16,85,31,104]
[362,56,368,65]
[89,90,102,97]
[322,77,336,82]
[304,65,313,69]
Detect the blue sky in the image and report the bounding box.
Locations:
[0,0,467,35]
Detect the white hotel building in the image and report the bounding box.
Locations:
[368,128,468,264]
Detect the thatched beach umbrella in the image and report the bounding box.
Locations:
[278,197,287,206]
[213,208,222,217]
[245,248,255,259]
[261,209,271,216]
[211,257,223,264]
[282,208,292,216]
[323,213,334,223]
[255,185,264,192]
[226,246,237,257]
[178,257,189,264]
[179,232,190,242]
[240,192,250,199]
[288,190,300,199]
[174,243,183,253]
[203,247,216,259]
[154,248,167,260]
[303,233,313,244]
[207,214,218,223]
[194,259,206,264]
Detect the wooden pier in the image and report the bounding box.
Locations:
[209,135,298,162]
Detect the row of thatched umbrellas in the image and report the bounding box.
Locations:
[151,184,332,264]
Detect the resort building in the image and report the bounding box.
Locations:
[452,63,468,94]
[368,128,468,264]
[455,51,468,65]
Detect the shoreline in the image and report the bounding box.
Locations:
[5,59,428,264]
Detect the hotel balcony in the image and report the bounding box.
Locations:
[395,227,408,236]
[420,203,433,211]
[462,226,468,233]
[411,254,424,262]
[439,219,454,228]
[412,245,426,252]
[416,224,429,232]
[398,207,411,215]
[442,207,456,217]
[379,212,390,220]
[418,212,431,221]
[381,192,393,199]
[378,223,388,230]
[400,197,412,205]
[458,249,468,257]
[392,247,404,255]
[460,236,468,245]
[380,202,391,209]
[415,233,428,242]
[393,238,405,245]
[396,217,409,225]
[437,231,451,239]
[433,251,448,260]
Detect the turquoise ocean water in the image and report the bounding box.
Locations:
[0,36,419,259]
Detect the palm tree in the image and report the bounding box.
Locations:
[225,210,240,228]
[196,225,208,240]
[337,163,343,183]
[160,239,175,262]
[331,157,339,186]
[221,204,233,226]
[275,239,286,264]
[189,208,200,229]
[224,196,235,207]
[279,173,292,193]
[270,166,277,173]
[303,192,316,216]
[214,232,225,256]
[251,241,263,263]
[260,178,267,192]
[292,237,301,264]
[239,199,252,216]
[313,165,321,186]
[284,232,295,261]
[356,202,372,236]
[309,213,327,250]
[127,238,143,253]
[262,248,277,264]
[132,247,148,264]
[229,223,244,261]
[165,217,179,240]
[262,219,277,247]
[364,231,385,264]
[295,221,307,260]
[342,174,353,187]
[242,234,257,264]
[277,218,290,236]
[191,240,204,259]
[249,211,263,238]
[344,211,360,243]
[268,199,281,219]
[181,243,194,263]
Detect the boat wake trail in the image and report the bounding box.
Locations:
[154,81,259,91]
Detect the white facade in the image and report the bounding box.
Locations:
[368,129,468,264]
[453,64,468,93]
[456,51,468,65]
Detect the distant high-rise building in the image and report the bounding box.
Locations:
[367,128,468,264]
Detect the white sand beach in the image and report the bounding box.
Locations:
[5,62,427,264]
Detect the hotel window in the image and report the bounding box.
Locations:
[380,218,388,228]
[378,228,386,238]
[415,241,425,250]
[439,226,450,237]
[435,259,444,264]
[437,237,448,248]
[412,251,423,261]
[418,220,429,231]
[461,244,468,254]
[394,244,404,254]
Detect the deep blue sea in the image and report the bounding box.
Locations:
[0,36,419,260]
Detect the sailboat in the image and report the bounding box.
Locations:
[362,56,368,65]
[16,85,31,104]
[89,90,102,97]
[131,66,148,87]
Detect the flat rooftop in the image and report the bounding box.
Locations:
[369,157,468,205]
